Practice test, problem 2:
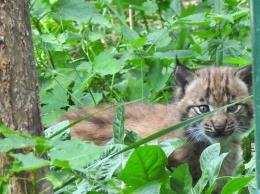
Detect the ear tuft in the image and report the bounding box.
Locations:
[235,65,252,93]
[174,59,197,101]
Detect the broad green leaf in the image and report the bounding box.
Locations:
[119,145,167,188]
[113,105,125,144]
[133,37,147,47]
[122,26,140,42]
[50,140,105,171]
[0,135,36,152]
[40,34,63,51]
[92,50,121,76]
[221,176,254,194]
[10,152,50,171]
[170,163,192,194]
[194,143,228,193]
[54,71,78,87]
[52,51,69,68]
[91,15,111,28]
[51,159,71,169]
[53,0,97,22]
[170,0,183,16]
[208,39,241,65]
[75,61,92,72]
[41,109,66,127]
[134,181,161,194]
[126,77,149,101]
[142,1,158,15]
[47,169,72,187]
[202,144,228,185]
[41,85,69,113]
[148,64,172,97]
[146,29,171,48]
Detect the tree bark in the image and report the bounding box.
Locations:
[0,0,52,193]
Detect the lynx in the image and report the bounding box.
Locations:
[61,60,252,192]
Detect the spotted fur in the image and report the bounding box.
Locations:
[60,62,252,193]
[171,63,252,192]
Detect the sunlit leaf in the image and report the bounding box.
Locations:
[119,146,167,188]
[11,152,50,171]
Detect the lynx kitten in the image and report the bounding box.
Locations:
[61,60,252,191]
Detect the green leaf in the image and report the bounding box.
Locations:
[51,159,71,169]
[170,0,183,16]
[41,85,69,113]
[126,77,149,101]
[170,163,193,194]
[92,50,121,76]
[53,0,97,22]
[93,145,125,180]
[221,176,254,194]
[47,169,72,187]
[230,8,249,21]
[133,37,147,47]
[0,135,36,152]
[146,29,171,48]
[113,105,125,144]
[194,143,228,193]
[41,109,66,127]
[40,34,64,51]
[122,26,140,42]
[44,120,70,139]
[119,145,168,188]
[142,1,158,15]
[50,140,105,171]
[91,15,111,28]
[134,181,161,194]
[148,64,172,98]
[208,39,241,65]
[0,180,9,194]
[11,152,50,171]
[211,0,224,14]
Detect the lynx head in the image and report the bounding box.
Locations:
[174,59,253,144]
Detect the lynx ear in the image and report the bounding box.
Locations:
[235,65,252,93]
[174,58,197,100]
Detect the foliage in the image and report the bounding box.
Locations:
[0,103,255,193]
[30,0,251,126]
[0,0,254,193]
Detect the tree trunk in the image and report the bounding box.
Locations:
[0,0,52,193]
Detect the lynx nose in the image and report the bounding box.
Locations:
[212,121,227,132]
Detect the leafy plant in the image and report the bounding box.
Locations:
[0,101,255,193]
[30,0,251,127]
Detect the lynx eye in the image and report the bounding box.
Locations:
[227,104,241,113]
[195,105,210,114]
